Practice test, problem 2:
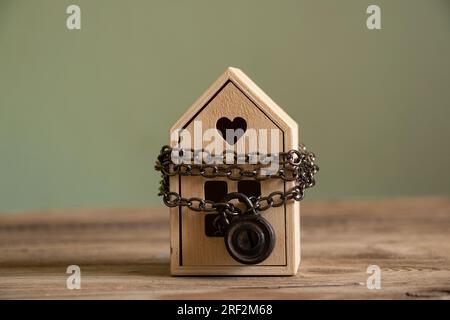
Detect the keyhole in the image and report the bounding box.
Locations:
[237,229,260,251]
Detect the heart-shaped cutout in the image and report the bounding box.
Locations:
[216,117,247,145]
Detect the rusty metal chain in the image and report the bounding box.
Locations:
[155,144,319,215]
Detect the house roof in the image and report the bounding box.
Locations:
[170,67,298,134]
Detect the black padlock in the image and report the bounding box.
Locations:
[220,193,276,265]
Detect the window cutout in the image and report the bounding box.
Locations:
[204,181,228,203]
[238,180,261,198]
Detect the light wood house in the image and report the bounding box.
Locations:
[169,67,300,276]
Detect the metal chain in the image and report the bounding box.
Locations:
[155,145,319,213]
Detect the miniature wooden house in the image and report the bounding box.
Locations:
[169,67,300,276]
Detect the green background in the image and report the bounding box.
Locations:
[1,0,449,213]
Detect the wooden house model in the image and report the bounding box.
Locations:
[169,67,300,276]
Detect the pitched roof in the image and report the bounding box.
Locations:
[170,67,298,133]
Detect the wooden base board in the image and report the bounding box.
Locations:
[170,264,299,276]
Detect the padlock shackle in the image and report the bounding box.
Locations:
[221,192,257,215]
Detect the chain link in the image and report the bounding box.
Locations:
[155,144,318,213]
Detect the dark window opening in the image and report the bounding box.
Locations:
[204,181,228,203]
[237,180,261,199]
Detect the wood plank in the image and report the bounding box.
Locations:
[0,197,449,299]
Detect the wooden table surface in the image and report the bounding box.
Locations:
[0,197,449,300]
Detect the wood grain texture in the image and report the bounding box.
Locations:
[0,197,449,299]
